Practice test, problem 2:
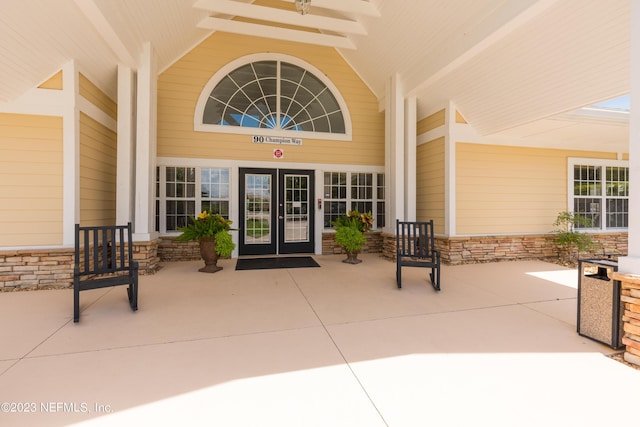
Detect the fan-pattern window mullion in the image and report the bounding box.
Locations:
[219,77,254,126]
[235,79,273,128]
[203,60,345,135]
[286,87,325,131]
[280,68,306,123]
[253,64,276,122]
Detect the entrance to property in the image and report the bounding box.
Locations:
[239,168,315,256]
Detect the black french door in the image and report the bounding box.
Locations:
[239,168,315,256]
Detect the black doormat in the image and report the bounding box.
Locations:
[235,256,320,271]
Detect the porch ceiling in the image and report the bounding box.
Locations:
[0,0,631,141]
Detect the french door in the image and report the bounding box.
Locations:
[239,168,315,255]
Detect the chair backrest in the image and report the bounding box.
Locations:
[74,223,134,276]
[396,220,435,260]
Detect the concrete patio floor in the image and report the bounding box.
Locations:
[1,254,639,426]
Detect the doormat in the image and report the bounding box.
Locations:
[235,256,320,270]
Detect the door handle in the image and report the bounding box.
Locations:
[279,216,284,219]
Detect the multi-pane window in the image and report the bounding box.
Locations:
[165,167,196,231]
[155,167,160,232]
[284,174,310,242]
[323,172,385,229]
[323,172,347,228]
[156,166,230,233]
[244,173,272,244]
[377,174,386,228]
[201,168,230,218]
[605,167,629,228]
[572,162,629,230]
[203,60,346,134]
[351,173,373,214]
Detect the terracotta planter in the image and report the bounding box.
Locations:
[198,237,222,273]
[343,251,362,264]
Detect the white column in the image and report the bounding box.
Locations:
[116,65,136,225]
[405,95,417,221]
[385,74,405,229]
[133,43,158,241]
[619,0,640,273]
[444,101,457,237]
[62,61,80,245]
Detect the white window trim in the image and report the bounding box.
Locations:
[157,164,234,235]
[156,158,385,256]
[322,171,385,231]
[568,157,629,232]
[193,53,353,141]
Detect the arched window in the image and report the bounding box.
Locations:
[195,55,351,139]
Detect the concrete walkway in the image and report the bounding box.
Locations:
[1,255,639,426]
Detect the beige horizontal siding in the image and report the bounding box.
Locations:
[417,109,445,135]
[456,143,618,235]
[79,113,116,227]
[38,70,63,90]
[79,73,117,121]
[0,113,63,246]
[417,137,445,234]
[157,31,384,166]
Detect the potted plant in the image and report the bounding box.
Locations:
[177,211,235,273]
[332,210,374,264]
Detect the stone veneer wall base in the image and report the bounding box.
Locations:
[322,231,383,255]
[160,232,385,262]
[0,240,160,290]
[158,237,202,262]
[609,272,640,368]
[381,232,627,265]
[0,249,74,290]
[133,239,161,274]
[1,232,627,289]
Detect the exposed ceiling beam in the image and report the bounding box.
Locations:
[194,0,366,35]
[198,16,356,49]
[278,0,380,17]
[73,0,138,68]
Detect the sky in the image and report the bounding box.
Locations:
[591,95,630,111]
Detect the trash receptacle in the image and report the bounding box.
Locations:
[577,258,623,349]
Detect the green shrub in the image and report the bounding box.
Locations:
[331,210,373,232]
[334,226,366,253]
[213,230,235,257]
[553,211,597,258]
[177,211,233,241]
[177,210,236,257]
